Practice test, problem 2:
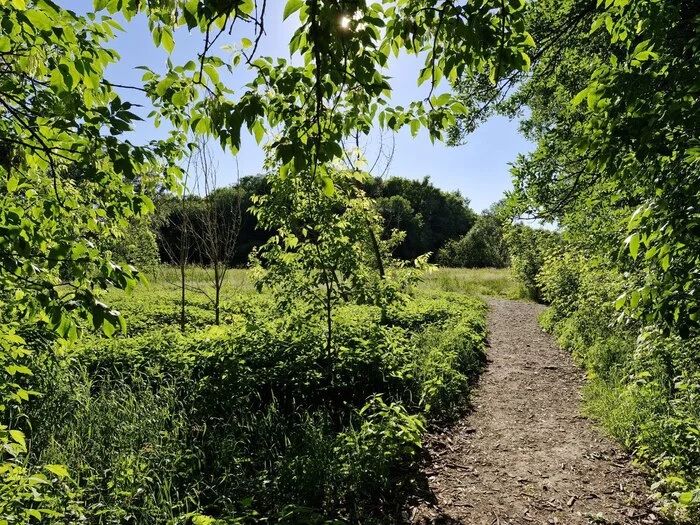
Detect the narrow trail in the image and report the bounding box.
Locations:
[408,298,661,525]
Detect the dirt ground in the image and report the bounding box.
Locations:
[406,298,663,525]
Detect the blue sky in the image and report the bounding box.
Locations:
[80,2,533,213]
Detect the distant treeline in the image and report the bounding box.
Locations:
[153,175,485,266]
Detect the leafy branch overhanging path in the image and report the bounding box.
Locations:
[409,298,661,525]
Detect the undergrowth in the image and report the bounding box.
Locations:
[20,284,487,523]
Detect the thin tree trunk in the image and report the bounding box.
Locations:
[180,257,186,332]
[367,222,385,278]
[214,263,221,325]
[325,279,333,369]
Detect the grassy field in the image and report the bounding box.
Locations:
[101,267,527,335]
[418,267,529,299]
[144,266,525,298]
[148,266,255,293]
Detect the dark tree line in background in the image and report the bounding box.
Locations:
[155,175,269,267]
[152,174,487,267]
[437,203,511,269]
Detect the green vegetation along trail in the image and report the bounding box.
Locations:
[409,298,660,524]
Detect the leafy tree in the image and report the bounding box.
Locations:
[107,218,161,276]
[251,161,389,370]
[371,176,478,260]
[504,225,560,301]
[462,0,699,512]
[0,1,182,518]
[438,209,509,268]
[487,0,699,334]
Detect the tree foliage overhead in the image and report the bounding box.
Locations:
[508,0,698,334]
[0,0,184,518]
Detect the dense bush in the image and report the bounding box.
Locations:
[106,218,161,275]
[537,248,700,519]
[504,225,560,301]
[23,289,487,523]
[437,212,509,269]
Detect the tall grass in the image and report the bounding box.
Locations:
[148,265,255,292]
[24,285,489,523]
[418,267,529,299]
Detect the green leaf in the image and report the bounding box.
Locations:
[661,254,670,271]
[102,318,116,337]
[239,0,255,16]
[614,293,626,310]
[155,77,174,96]
[25,10,53,31]
[630,290,640,308]
[283,0,304,21]
[6,364,32,375]
[320,176,334,197]
[44,464,69,478]
[604,15,613,33]
[171,91,188,107]
[204,64,220,85]
[520,51,531,71]
[435,93,451,106]
[252,120,264,145]
[410,119,420,137]
[161,28,175,54]
[626,233,640,260]
[631,39,651,58]
[7,176,19,193]
[10,430,26,450]
[572,88,587,107]
[417,67,432,87]
[241,37,253,49]
[586,89,601,110]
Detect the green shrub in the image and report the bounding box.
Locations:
[107,218,161,276]
[504,225,560,301]
[437,212,509,269]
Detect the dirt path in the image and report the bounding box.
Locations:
[408,298,661,525]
